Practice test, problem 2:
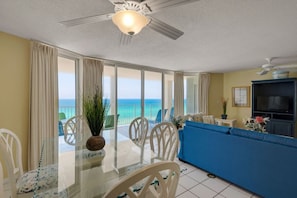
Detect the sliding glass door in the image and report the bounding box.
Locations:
[144,71,162,128]
[103,65,175,138]
[117,67,141,132]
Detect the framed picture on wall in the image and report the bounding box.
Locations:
[232,86,250,107]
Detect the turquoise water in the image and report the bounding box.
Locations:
[59,99,165,125]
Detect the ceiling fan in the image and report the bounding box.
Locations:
[256,57,297,75]
[60,0,199,40]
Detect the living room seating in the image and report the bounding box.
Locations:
[178,121,297,198]
[103,161,180,198]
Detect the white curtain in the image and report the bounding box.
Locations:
[28,41,58,170]
[174,72,184,117]
[198,73,210,114]
[83,58,103,98]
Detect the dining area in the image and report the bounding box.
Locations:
[0,117,181,198]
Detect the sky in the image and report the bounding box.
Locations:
[58,73,162,99]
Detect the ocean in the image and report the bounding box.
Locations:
[59,99,165,125]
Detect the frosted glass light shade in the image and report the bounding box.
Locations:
[112,10,149,36]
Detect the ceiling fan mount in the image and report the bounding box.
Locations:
[113,1,150,14]
[60,0,200,39]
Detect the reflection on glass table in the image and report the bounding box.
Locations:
[33,133,156,198]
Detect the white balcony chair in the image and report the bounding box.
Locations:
[149,122,179,162]
[129,117,149,147]
[103,161,180,198]
[0,128,67,198]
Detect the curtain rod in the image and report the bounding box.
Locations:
[30,39,181,74]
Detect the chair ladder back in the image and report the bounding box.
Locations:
[150,122,179,161]
[64,115,87,145]
[103,161,180,198]
[0,128,23,177]
[0,139,18,198]
[129,117,149,147]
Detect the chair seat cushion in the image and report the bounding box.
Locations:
[16,164,58,193]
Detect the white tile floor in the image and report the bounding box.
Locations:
[174,158,261,198]
[2,159,261,198]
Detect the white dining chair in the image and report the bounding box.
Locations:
[149,122,179,162]
[0,128,66,198]
[0,128,24,180]
[0,161,4,198]
[63,115,89,145]
[103,161,180,198]
[129,117,149,147]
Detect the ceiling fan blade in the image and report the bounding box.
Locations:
[274,64,297,69]
[60,13,113,27]
[120,33,132,46]
[147,17,184,40]
[257,70,269,75]
[146,0,200,13]
[108,0,126,5]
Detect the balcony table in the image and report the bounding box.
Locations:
[33,135,156,198]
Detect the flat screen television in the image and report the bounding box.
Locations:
[256,96,291,113]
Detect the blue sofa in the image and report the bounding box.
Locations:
[178,121,297,198]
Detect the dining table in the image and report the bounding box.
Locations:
[33,133,157,198]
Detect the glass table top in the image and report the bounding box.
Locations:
[33,134,156,198]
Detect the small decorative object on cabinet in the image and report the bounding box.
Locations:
[83,88,109,151]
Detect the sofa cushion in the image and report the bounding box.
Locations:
[263,134,297,149]
[185,121,230,134]
[230,128,265,141]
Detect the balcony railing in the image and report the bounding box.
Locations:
[59,103,166,126]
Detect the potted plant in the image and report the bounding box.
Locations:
[83,88,109,151]
[221,97,228,119]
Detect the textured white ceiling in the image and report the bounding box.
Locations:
[1,0,297,72]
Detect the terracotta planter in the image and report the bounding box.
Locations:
[86,135,105,151]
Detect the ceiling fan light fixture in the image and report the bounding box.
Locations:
[112,10,149,36]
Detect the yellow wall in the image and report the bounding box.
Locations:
[223,68,297,127]
[208,73,224,118]
[0,32,30,171]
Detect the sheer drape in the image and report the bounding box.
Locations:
[83,58,103,98]
[28,41,58,170]
[174,72,184,117]
[198,73,210,114]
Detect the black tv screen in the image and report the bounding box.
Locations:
[256,96,290,113]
